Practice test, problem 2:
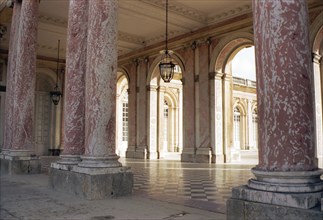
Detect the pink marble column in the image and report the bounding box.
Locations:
[180,45,196,162]
[10,0,38,155]
[196,41,211,162]
[2,0,21,155]
[253,0,317,172]
[250,0,323,193]
[58,0,88,165]
[79,0,121,168]
[134,60,148,158]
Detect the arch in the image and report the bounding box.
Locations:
[310,11,323,54]
[146,52,185,86]
[310,11,323,169]
[34,68,60,156]
[233,99,247,116]
[36,68,57,89]
[210,32,254,74]
[116,71,130,157]
[117,67,130,85]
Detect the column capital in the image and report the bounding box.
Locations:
[158,86,166,92]
[312,52,322,64]
[180,77,185,85]
[146,85,158,91]
[215,71,224,80]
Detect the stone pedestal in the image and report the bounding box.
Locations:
[49,163,133,199]
[181,148,196,162]
[49,0,132,199]
[227,0,323,219]
[0,151,40,174]
[227,197,323,220]
[195,148,211,163]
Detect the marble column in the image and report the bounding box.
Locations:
[157,86,166,158]
[1,0,40,174]
[79,0,120,168]
[134,60,148,158]
[57,0,88,165]
[2,0,21,156]
[196,41,211,163]
[227,1,323,219]
[210,72,224,163]
[222,73,233,162]
[125,62,137,158]
[181,45,196,162]
[11,0,39,155]
[147,85,158,159]
[50,0,132,199]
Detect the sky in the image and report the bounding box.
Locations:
[232,46,256,81]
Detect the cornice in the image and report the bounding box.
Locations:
[38,13,67,27]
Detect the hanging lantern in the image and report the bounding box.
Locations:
[50,40,62,105]
[159,0,175,83]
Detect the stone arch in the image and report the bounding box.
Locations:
[146,52,185,86]
[210,32,254,74]
[310,11,323,54]
[34,68,60,156]
[116,71,130,157]
[310,11,323,168]
[233,99,247,116]
[117,67,130,85]
[36,68,57,91]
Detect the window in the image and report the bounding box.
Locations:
[164,100,169,147]
[234,107,241,149]
[122,92,128,142]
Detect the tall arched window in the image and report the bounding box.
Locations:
[121,91,128,142]
[233,107,241,149]
[164,100,169,149]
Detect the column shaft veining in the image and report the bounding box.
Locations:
[82,0,120,167]
[11,0,39,153]
[3,0,21,153]
[253,0,317,171]
[59,0,88,164]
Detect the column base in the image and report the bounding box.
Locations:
[126,146,147,159]
[181,148,196,162]
[318,155,323,169]
[195,147,211,163]
[215,153,226,163]
[249,168,323,193]
[147,151,158,159]
[49,163,133,200]
[0,154,41,175]
[57,155,81,165]
[227,197,323,220]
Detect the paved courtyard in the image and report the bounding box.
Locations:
[0,158,255,219]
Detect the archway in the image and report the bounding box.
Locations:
[146,54,183,160]
[116,72,129,157]
[210,32,257,163]
[310,12,323,168]
[35,68,61,156]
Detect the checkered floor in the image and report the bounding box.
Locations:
[121,158,255,214]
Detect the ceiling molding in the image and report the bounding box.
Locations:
[38,13,68,27]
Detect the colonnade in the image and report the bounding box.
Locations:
[0,1,322,212]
